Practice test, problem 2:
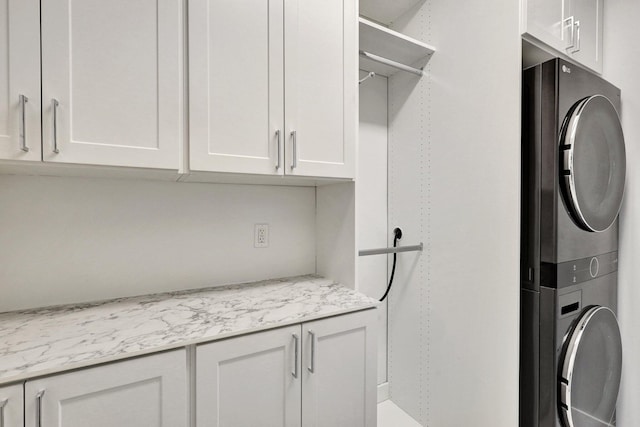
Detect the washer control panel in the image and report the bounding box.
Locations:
[540,251,618,288]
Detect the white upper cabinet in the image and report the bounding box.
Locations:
[40,0,182,169]
[284,0,356,179]
[0,0,41,161]
[189,0,284,175]
[522,0,603,73]
[565,0,602,72]
[189,0,356,179]
[522,0,566,51]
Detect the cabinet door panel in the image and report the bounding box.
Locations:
[0,0,41,161]
[0,383,24,427]
[284,0,356,178]
[523,0,566,52]
[25,350,187,427]
[41,0,182,169]
[302,310,377,427]
[569,0,602,73]
[197,326,302,427]
[189,0,284,174]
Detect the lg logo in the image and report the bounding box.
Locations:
[562,65,572,73]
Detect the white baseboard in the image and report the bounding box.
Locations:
[377,382,390,403]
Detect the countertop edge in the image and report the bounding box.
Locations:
[0,302,378,386]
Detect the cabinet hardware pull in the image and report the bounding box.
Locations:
[292,333,299,378]
[564,16,576,50]
[51,99,59,154]
[35,390,45,427]
[19,95,29,152]
[290,130,297,170]
[0,398,7,427]
[573,20,581,53]
[308,330,315,373]
[275,130,281,170]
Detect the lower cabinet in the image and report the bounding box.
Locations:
[0,383,23,427]
[24,349,188,427]
[7,309,375,427]
[197,309,377,427]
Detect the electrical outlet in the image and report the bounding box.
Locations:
[254,224,269,248]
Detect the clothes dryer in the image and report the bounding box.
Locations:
[520,58,625,427]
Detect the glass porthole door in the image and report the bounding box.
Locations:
[559,306,622,427]
[560,95,626,232]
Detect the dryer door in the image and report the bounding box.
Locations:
[559,306,622,427]
[560,95,626,232]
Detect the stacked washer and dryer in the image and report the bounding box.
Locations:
[521,58,626,427]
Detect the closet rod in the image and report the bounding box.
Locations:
[358,243,423,257]
[359,51,424,77]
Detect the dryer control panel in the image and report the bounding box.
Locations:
[541,251,618,288]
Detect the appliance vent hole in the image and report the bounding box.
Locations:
[561,302,580,315]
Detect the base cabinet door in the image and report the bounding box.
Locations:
[0,383,24,427]
[197,326,302,427]
[302,309,377,427]
[24,350,188,427]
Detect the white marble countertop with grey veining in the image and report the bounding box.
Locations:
[0,275,377,385]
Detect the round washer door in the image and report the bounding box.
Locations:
[561,95,626,232]
[560,306,622,427]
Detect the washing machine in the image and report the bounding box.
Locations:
[520,58,626,427]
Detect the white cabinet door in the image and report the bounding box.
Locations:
[302,309,377,427]
[284,0,356,179]
[40,0,182,169]
[523,0,603,73]
[197,326,302,427]
[565,0,602,73]
[522,0,567,52]
[24,350,188,427]
[0,0,41,161]
[0,383,24,427]
[189,0,284,175]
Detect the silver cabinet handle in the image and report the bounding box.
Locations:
[275,130,281,170]
[290,130,297,170]
[292,333,299,378]
[573,20,581,53]
[19,95,29,152]
[51,99,59,154]
[307,330,315,373]
[564,16,576,50]
[0,398,7,427]
[35,390,45,427]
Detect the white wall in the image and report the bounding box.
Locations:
[602,2,640,424]
[357,71,389,385]
[387,0,521,425]
[0,175,316,311]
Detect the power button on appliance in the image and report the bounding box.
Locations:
[589,257,599,278]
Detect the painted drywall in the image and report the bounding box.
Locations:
[316,182,356,289]
[386,0,521,425]
[0,175,316,311]
[602,3,640,424]
[358,70,389,385]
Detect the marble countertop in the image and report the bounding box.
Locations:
[0,275,377,385]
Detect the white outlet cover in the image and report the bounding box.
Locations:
[254,224,269,248]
